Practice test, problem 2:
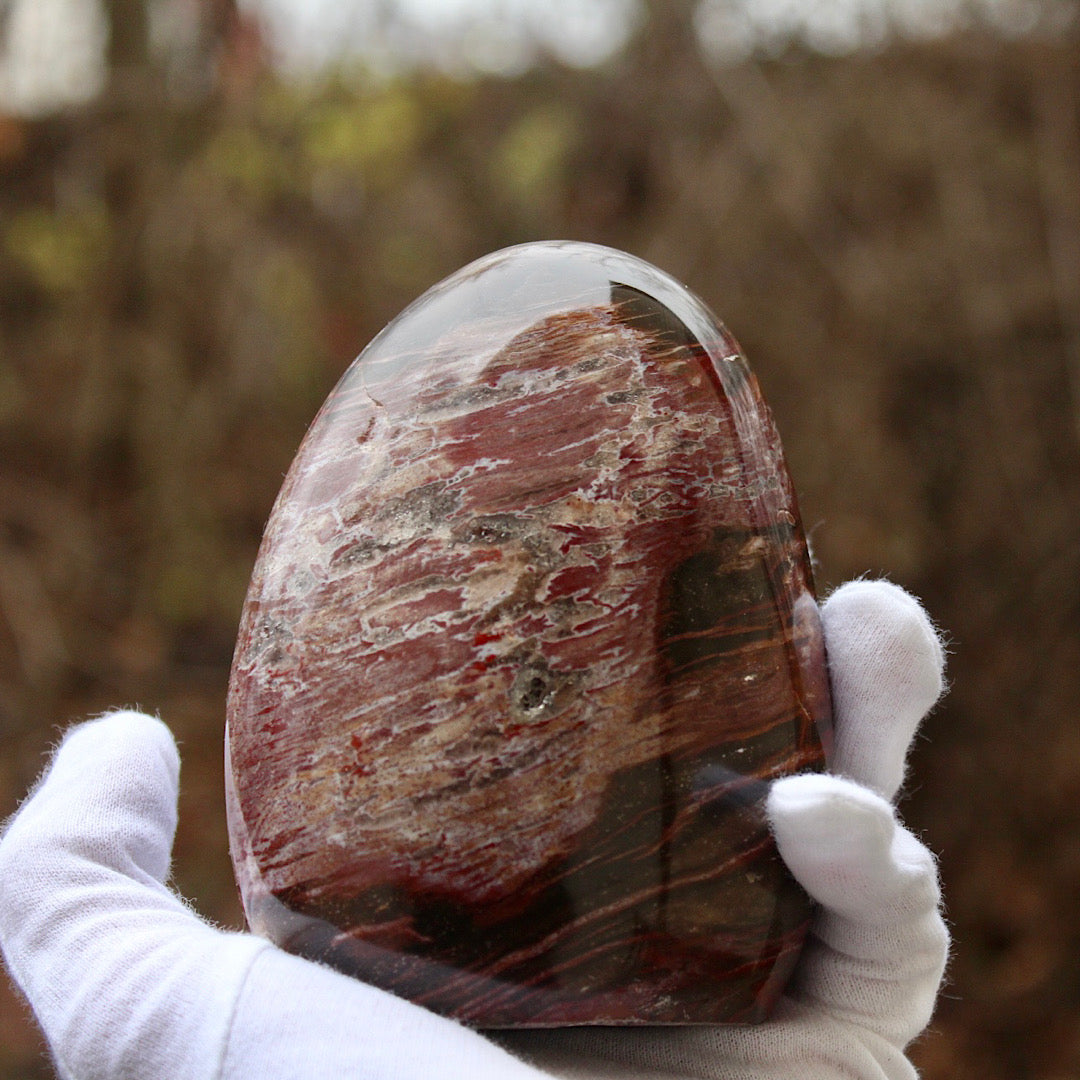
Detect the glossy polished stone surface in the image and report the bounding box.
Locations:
[226,241,832,1027]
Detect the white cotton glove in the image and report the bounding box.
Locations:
[0,580,948,1080]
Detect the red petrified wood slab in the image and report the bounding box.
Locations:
[226,241,832,1027]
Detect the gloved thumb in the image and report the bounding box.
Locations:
[0,711,264,1080]
[5,710,180,885]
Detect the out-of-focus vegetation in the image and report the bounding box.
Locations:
[2,2,1079,1077]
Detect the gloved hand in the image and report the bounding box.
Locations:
[0,580,948,1080]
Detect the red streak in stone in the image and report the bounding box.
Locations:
[543,564,607,601]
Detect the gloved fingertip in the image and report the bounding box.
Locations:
[820,580,947,799]
[42,711,181,823]
[768,772,894,831]
[61,710,180,784]
[822,580,946,697]
[4,710,182,887]
[767,773,897,899]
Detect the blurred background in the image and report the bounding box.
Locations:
[1,0,1078,1076]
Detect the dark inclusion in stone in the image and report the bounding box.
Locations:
[226,241,833,1027]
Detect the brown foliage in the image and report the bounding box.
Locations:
[1,23,1079,1080]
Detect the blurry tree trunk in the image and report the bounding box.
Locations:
[102,0,246,100]
[633,0,702,73]
[105,0,150,73]
[199,0,241,71]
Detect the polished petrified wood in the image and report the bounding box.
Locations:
[226,241,832,1027]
